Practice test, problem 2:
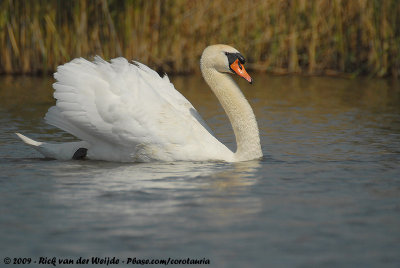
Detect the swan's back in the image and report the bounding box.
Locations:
[45,57,231,162]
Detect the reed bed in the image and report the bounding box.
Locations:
[1,0,399,77]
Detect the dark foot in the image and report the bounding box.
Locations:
[72,148,88,160]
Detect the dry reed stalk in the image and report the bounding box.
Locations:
[0,0,398,77]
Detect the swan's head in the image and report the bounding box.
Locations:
[200,44,253,84]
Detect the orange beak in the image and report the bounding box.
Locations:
[230,59,253,84]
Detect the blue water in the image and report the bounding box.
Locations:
[0,75,400,267]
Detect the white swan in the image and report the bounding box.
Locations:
[16,44,262,162]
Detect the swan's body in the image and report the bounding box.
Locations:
[17,45,262,162]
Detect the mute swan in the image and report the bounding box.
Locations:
[16,44,262,162]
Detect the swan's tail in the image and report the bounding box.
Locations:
[16,133,42,147]
[16,133,89,160]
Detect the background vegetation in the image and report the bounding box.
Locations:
[1,0,399,77]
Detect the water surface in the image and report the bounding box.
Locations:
[0,74,400,267]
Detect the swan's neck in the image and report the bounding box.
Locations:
[201,67,262,161]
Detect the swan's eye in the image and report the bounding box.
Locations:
[225,52,246,65]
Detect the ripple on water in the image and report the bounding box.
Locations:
[0,75,399,266]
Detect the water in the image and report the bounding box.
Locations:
[0,74,400,267]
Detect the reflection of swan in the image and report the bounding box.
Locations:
[16,45,262,162]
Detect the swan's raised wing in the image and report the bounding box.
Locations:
[44,57,217,161]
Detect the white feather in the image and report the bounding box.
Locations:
[36,56,228,162]
[17,45,263,162]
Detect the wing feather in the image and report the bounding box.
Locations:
[45,56,215,160]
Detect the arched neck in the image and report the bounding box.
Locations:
[201,67,262,161]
